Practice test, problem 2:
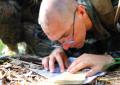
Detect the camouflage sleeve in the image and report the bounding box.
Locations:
[107,33,120,58]
[109,51,120,58]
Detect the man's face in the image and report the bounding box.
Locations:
[56,10,87,50]
[41,11,87,50]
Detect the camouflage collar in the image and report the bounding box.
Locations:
[77,0,110,40]
[77,0,96,25]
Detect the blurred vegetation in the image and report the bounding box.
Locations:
[0,40,26,56]
[0,40,6,55]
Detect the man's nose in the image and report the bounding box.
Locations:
[62,43,71,50]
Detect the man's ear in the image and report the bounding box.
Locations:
[76,5,86,16]
[76,5,92,30]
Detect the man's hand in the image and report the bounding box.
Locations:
[42,47,68,72]
[67,53,115,77]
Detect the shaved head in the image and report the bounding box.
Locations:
[38,0,92,49]
[38,0,78,40]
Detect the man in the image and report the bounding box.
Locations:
[39,0,120,77]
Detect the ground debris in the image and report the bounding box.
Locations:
[95,70,120,85]
[0,55,47,85]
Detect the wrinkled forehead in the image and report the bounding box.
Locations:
[40,16,67,41]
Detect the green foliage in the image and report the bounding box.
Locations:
[0,40,5,55]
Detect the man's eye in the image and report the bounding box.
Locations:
[62,33,69,38]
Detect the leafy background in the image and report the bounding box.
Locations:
[0,40,5,55]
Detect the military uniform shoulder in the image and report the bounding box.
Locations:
[85,0,119,40]
[90,0,117,25]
